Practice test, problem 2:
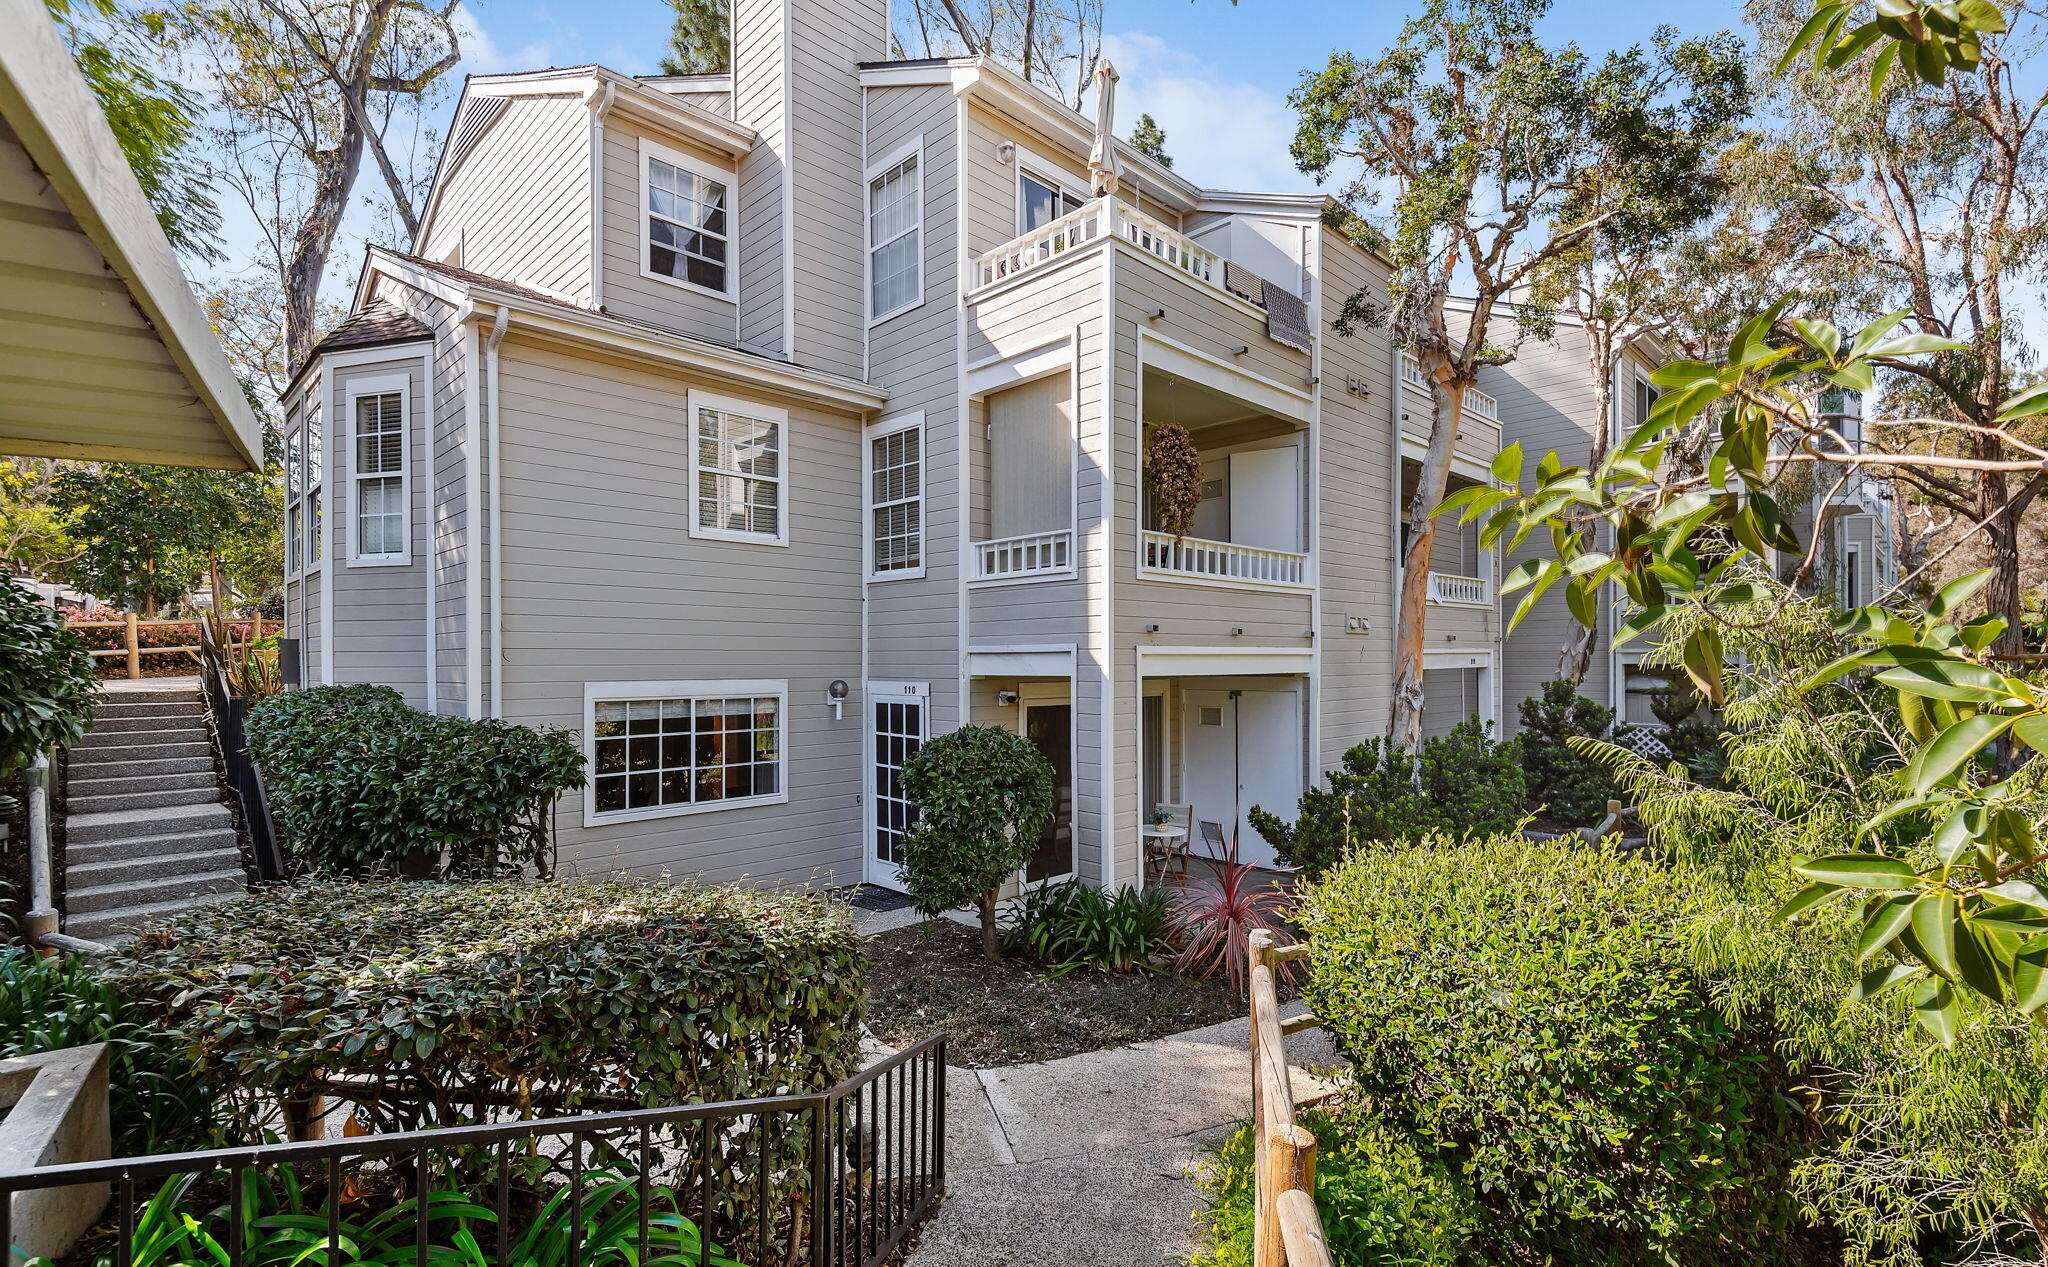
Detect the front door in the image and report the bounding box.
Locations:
[1181,686,1301,870]
[866,682,927,889]
[1022,697,1074,884]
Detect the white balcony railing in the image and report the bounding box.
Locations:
[1428,571,1491,607]
[1140,530,1309,589]
[973,529,1073,582]
[1399,353,1499,422]
[971,197,1224,295]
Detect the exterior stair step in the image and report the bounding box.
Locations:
[67,785,221,815]
[89,713,206,734]
[68,846,242,888]
[67,753,216,780]
[68,801,231,845]
[93,700,204,719]
[66,890,241,941]
[66,770,216,797]
[74,724,208,749]
[67,828,240,866]
[67,739,211,764]
[66,868,245,915]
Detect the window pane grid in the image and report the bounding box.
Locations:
[872,698,923,865]
[593,695,781,815]
[868,155,920,316]
[648,156,729,292]
[355,393,403,475]
[695,406,783,539]
[868,426,921,574]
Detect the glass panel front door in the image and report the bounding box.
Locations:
[1024,702,1074,883]
[871,692,925,879]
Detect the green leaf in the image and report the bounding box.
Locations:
[1857,894,1916,961]
[1776,882,1836,921]
[1912,976,1959,1047]
[2014,937,2048,1013]
[1489,441,1523,486]
[1905,714,2015,792]
[1874,658,2015,704]
[1794,854,1920,889]
[1908,892,1961,979]
[1929,569,1995,618]
[1954,918,2008,1004]
[1681,626,1725,706]
[1853,961,1920,1001]
[1983,880,2048,912]
[1864,333,1967,358]
[1995,380,2048,423]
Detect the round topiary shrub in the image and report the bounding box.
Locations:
[247,684,584,878]
[897,723,1055,958]
[1296,833,1821,1264]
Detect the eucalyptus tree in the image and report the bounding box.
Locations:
[1290,2,1747,747]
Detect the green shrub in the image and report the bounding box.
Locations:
[0,945,215,1153]
[1517,679,1624,825]
[0,581,96,779]
[101,878,866,1135]
[897,724,1055,958]
[1191,1102,1482,1267]
[247,685,584,878]
[1248,719,1524,878]
[1295,833,1817,1264]
[1002,880,1179,973]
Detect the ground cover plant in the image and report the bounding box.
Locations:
[1002,878,1179,973]
[863,919,1237,1067]
[247,685,583,878]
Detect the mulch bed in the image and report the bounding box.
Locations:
[862,919,1242,1069]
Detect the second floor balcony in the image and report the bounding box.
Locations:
[1138,368,1309,593]
[972,196,1222,294]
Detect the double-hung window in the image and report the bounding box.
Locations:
[285,421,304,575]
[585,682,787,823]
[641,138,732,297]
[348,377,409,563]
[689,391,787,544]
[867,142,922,321]
[305,405,324,566]
[1019,166,1085,233]
[865,412,923,579]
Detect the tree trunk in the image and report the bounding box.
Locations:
[977,891,999,959]
[282,130,367,367]
[1558,344,1615,687]
[1388,370,1468,749]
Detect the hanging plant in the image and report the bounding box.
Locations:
[1147,422,1203,543]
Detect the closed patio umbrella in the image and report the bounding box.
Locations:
[1088,61,1120,197]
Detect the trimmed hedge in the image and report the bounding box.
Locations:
[1295,834,1819,1264]
[102,878,867,1132]
[247,685,584,878]
[1247,719,1524,878]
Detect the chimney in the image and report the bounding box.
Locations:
[729,0,888,375]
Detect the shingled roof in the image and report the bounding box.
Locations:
[303,299,433,367]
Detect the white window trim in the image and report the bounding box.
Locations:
[687,389,791,546]
[581,679,790,827]
[1843,540,1863,610]
[865,136,925,326]
[1014,145,1089,235]
[637,135,738,303]
[345,374,412,567]
[285,413,305,578]
[863,410,926,582]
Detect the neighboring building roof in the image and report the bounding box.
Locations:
[304,300,433,362]
[0,0,263,471]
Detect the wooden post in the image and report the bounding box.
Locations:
[1249,929,1279,1267]
[123,612,140,679]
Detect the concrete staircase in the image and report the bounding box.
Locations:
[64,681,246,941]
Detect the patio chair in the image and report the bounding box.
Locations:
[1144,802,1194,883]
[1198,819,1228,859]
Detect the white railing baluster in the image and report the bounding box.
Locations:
[971,196,1232,296]
[1426,571,1491,606]
[1398,353,1499,421]
[1138,530,1309,590]
[972,529,1074,582]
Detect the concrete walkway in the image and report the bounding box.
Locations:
[897,1003,1341,1266]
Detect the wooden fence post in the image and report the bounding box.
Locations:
[123,612,140,679]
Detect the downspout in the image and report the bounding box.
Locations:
[1305,228,1323,783]
[1388,338,1405,715]
[586,82,615,311]
[485,305,510,719]
[1099,226,1117,889]
[318,363,334,686]
[462,309,484,718]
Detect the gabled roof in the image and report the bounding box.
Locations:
[356,248,888,411]
[305,300,433,362]
[0,0,262,470]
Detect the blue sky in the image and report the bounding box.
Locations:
[452,0,1748,195]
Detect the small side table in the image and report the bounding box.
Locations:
[1143,824,1190,882]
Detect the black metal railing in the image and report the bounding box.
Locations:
[192,623,287,883]
[0,1036,946,1267]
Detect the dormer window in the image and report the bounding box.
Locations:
[641,138,732,298]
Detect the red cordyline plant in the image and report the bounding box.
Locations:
[1173,827,1298,991]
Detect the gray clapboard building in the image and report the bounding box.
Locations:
[281,0,1544,891]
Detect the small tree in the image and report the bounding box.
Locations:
[897,723,1055,958]
[0,580,98,780]
[1516,679,1623,826]
[1129,111,1171,167]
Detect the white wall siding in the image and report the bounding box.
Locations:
[419,95,592,303]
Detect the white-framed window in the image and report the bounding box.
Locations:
[305,403,323,567]
[869,681,927,871]
[285,421,304,576]
[346,375,410,564]
[640,137,734,299]
[688,390,788,545]
[1018,157,1086,233]
[1843,541,1863,610]
[583,680,788,825]
[864,411,924,580]
[866,140,922,323]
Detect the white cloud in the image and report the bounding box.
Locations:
[1099,30,1309,195]
[452,6,554,76]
